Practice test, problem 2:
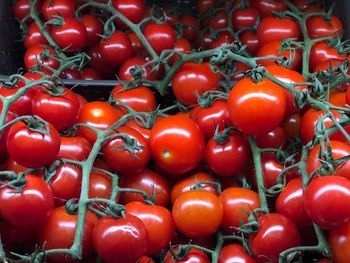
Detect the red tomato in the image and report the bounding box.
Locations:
[0,174,53,229]
[220,187,260,232]
[39,206,98,263]
[190,100,232,140]
[128,32,144,56]
[24,23,49,48]
[329,221,350,263]
[87,45,116,77]
[42,0,75,21]
[89,171,113,201]
[24,45,60,74]
[276,178,311,227]
[99,31,132,66]
[77,101,123,144]
[7,121,60,168]
[180,16,197,42]
[172,190,223,238]
[240,30,260,56]
[206,132,250,177]
[196,0,215,13]
[304,176,350,229]
[58,136,92,161]
[253,0,287,17]
[254,157,289,189]
[249,213,301,263]
[218,244,257,263]
[232,7,259,30]
[255,126,286,149]
[103,126,150,176]
[126,201,175,255]
[307,15,343,39]
[4,156,27,173]
[111,85,156,112]
[124,119,152,143]
[93,215,148,263]
[209,11,228,30]
[80,68,102,80]
[81,14,103,47]
[150,115,205,174]
[169,38,192,65]
[144,22,176,55]
[227,77,286,136]
[209,31,235,49]
[281,113,301,139]
[0,85,36,116]
[32,88,80,131]
[13,0,41,21]
[118,57,153,81]
[112,0,145,25]
[164,246,210,263]
[120,169,171,206]
[0,110,15,159]
[60,68,81,80]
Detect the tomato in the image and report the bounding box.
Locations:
[125,201,175,255]
[103,126,150,176]
[206,132,250,177]
[190,100,232,140]
[112,0,145,25]
[220,187,260,232]
[80,68,102,80]
[172,190,223,238]
[128,32,144,56]
[255,126,286,149]
[57,136,92,161]
[60,68,81,80]
[307,15,343,39]
[93,215,148,263]
[276,178,311,227]
[172,63,219,105]
[196,31,214,50]
[0,85,36,116]
[89,171,113,201]
[227,77,286,136]
[17,72,47,92]
[24,23,49,49]
[118,57,153,81]
[171,171,218,204]
[12,0,41,21]
[42,0,75,21]
[124,119,152,143]
[144,22,176,55]
[4,157,27,173]
[240,30,260,56]
[50,164,82,207]
[209,31,235,49]
[7,121,60,168]
[81,14,103,47]
[253,0,287,17]
[164,247,210,263]
[218,244,257,263]
[196,0,215,14]
[304,176,350,229]
[24,45,60,74]
[150,115,205,174]
[256,40,302,71]
[120,169,171,206]
[281,113,301,139]
[87,45,116,78]
[329,221,350,263]
[249,213,301,263]
[77,101,123,144]
[232,7,259,30]
[169,38,192,66]
[208,11,228,30]
[139,256,155,263]
[99,31,132,66]
[111,85,156,112]
[0,174,53,229]
[32,88,80,131]
[180,16,197,42]
[39,206,98,263]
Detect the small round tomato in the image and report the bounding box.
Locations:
[124,119,152,143]
[128,32,144,56]
[180,15,197,42]
[172,190,223,238]
[60,68,81,80]
[118,57,153,81]
[7,121,60,168]
[164,246,210,263]
[196,0,215,13]
[304,176,350,229]
[24,45,60,74]
[150,115,205,175]
[307,15,343,39]
[24,23,49,48]
[58,136,92,161]
[80,68,102,80]
[112,0,145,25]
[42,0,75,21]
[89,171,113,201]
[281,113,301,139]
[218,244,257,263]
[0,174,53,229]
[255,126,286,149]
[39,206,98,263]
[209,11,228,30]
[0,85,36,116]
[227,77,286,136]
[330,92,347,108]
[209,31,235,49]
[144,22,176,55]
[253,0,287,17]
[329,221,350,263]
[13,0,41,21]
[169,38,192,65]
[87,45,116,78]
[81,14,103,47]
[249,213,301,263]
[126,201,175,255]
[93,215,148,263]
[220,187,260,232]
[4,157,27,173]
[240,30,260,56]
[232,7,259,30]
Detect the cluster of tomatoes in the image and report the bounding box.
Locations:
[3,0,350,263]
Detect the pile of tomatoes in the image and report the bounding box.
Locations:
[3,0,350,262]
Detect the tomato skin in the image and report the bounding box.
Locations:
[4,157,27,173]
[128,32,144,56]
[99,31,132,66]
[218,244,257,263]
[88,171,113,201]
[209,11,228,30]
[307,15,343,39]
[103,127,150,176]
[227,77,286,136]
[42,0,75,21]
[93,215,148,263]
[304,176,350,229]
[58,136,92,161]
[24,45,60,74]
[196,0,215,13]
[0,174,53,229]
[255,126,286,149]
[206,132,251,177]
[329,222,350,263]
[112,0,145,25]
[281,113,301,139]
[249,213,301,263]
[240,30,260,56]
[120,169,171,206]
[124,119,151,143]
[150,115,205,175]
[180,16,197,42]
[253,0,287,17]
[0,86,36,116]
[220,187,260,232]
[209,31,235,49]
[60,68,81,80]
[39,206,98,263]
[164,247,210,263]
[32,88,80,131]
[169,38,192,66]
[190,100,232,140]
[80,68,102,80]
[111,85,156,112]
[118,57,153,81]
[232,7,259,30]
[13,0,41,21]
[172,190,223,238]
[144,22,176,55]
[81,14,103,47]
[125,201,175,255]
[87,45,116,78]
[24,23,49,48]
[7,121,60,168]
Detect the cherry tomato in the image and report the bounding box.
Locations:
[281,113,301,139]
[24,23,49,48]
[87,45,116,78]
[329,92,347,109]
[4,156,27,173]
[307,15,343,39]
[329,221,350,263]
[93,215,148,263]
[58,136,92,161]
[112,0,145,25]
[13,0,41,21]
[0,174,53,229]
[240,30,260,56]
[144,22,176,55]
[209,31,235,49]
[164,246,210,263]
[128,32,144,56]
[80,68,102,80]
[232,7,259,30]
[249,213,301,263]
[169,38,192,66]
[172,190,223,238]
[7,121,60,168]
[150,115,205,175]
[227,77,286,136]
[42,0,76,21]
[209,11,228,30]
[81,14,103,47]
[89,171,113,201]
[253,0,287,17]
[196,0,215,14]
[24,45,60,74]
[60,68,81,80]
[0,85,36,116]
[118,57,153,81]
[180,15,197,42]
[218,244,257,263]
[124,119,152,143]
[255,126,286,149]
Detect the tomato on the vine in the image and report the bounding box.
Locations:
[329,221,350,263]
[112,0,145,25]
[144,22,176,55]
[42,0,76,21]
[307,15,343,39]
[164,246,210,263]
[81,14,103,47]
[218,244,257,263]
[24,45,60,74]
